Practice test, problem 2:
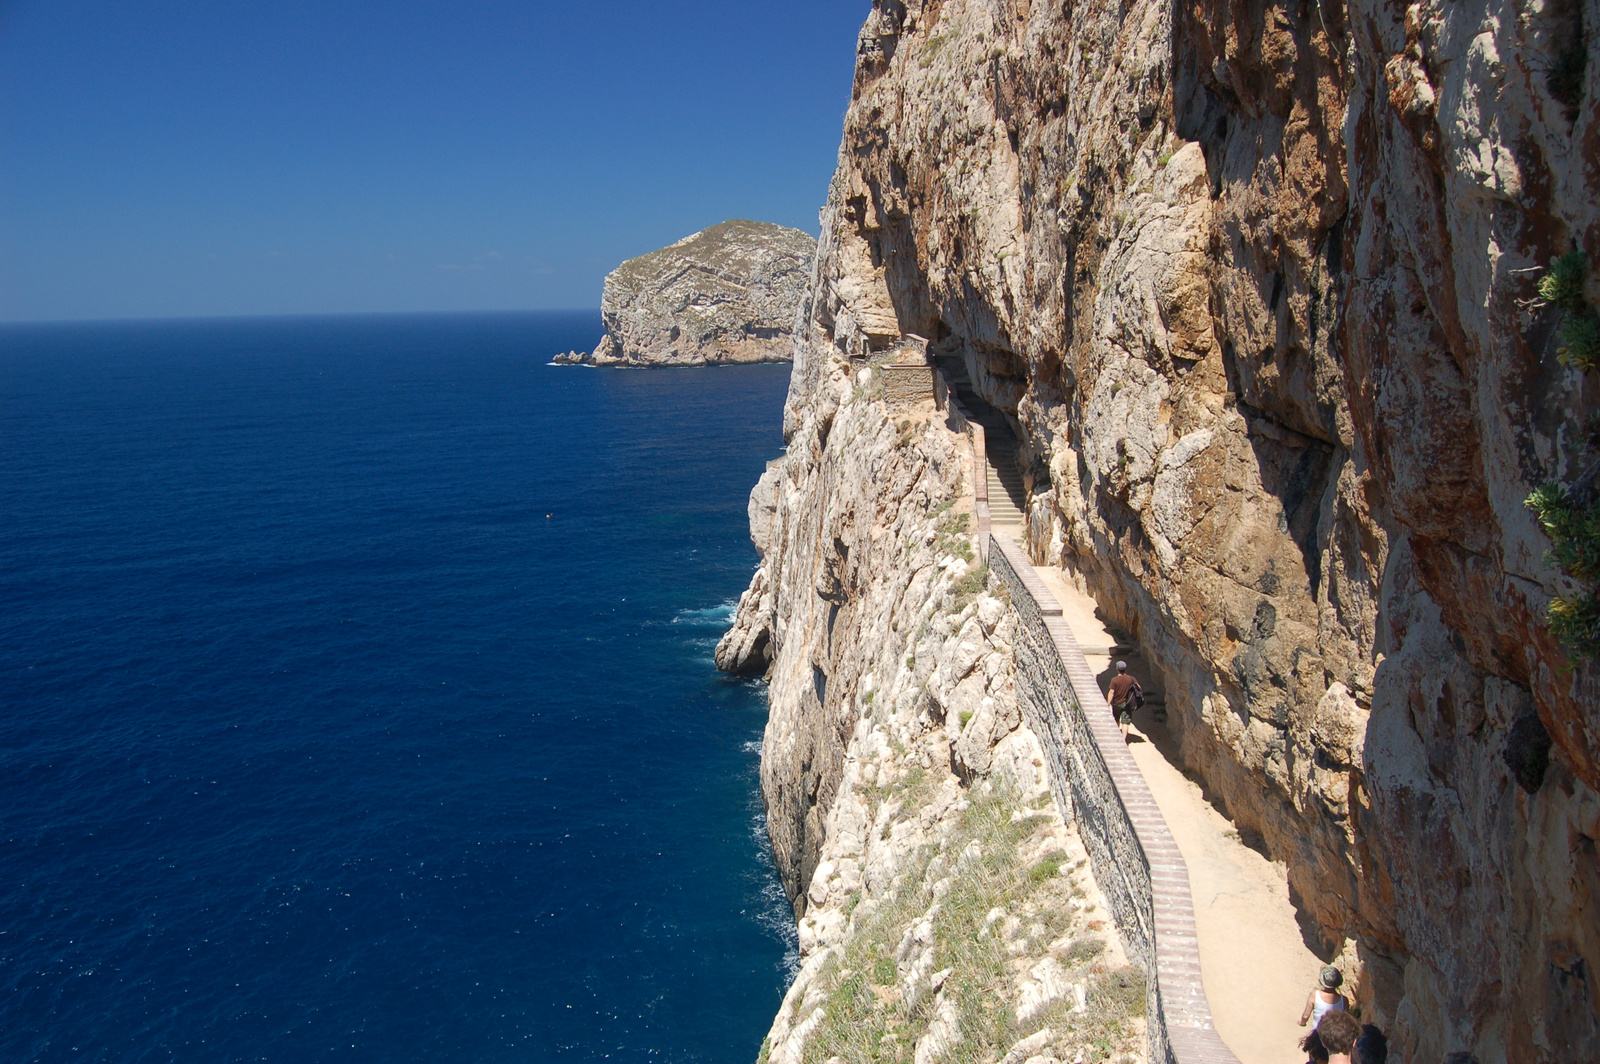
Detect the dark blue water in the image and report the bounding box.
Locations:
[0,313,793,1063]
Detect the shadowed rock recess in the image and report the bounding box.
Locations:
[720,2,1600,1062]
[555,220,816,366]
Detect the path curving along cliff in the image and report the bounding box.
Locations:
[724,2,1600,1062]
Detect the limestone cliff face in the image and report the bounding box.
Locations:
[718,366,1148,1064]
[727,2,1600,1061]
[556,220,815,366]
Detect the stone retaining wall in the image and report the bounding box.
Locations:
[989,534,1240,1064]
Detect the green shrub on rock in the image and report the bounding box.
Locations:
[1559,311,1600,372]
[1548,593,1600,661]
[1526,481,1600,660]
[1528,483,1600,582]
[1539,251,1589,313]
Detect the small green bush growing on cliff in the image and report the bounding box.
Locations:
[1539,251,1589,312]
[1526,481,1600,659]
[1549,586,1600,657]
[934,508,976,565]
[950,565,989,612]
[1528,483,1600,581]
[1539,252,1600,372]
[1559,311,1600,372]
[1525,252,1600,659]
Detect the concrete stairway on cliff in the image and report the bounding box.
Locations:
[933,355,1319,1064]
[933,357,1026,534]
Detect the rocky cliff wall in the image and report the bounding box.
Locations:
[726,2,1600,1061]
[556,220,815,366]
[719,363,1151,1064]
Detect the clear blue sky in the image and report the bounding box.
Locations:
[0,1,867,322]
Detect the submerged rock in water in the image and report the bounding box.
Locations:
[565,219,815,367]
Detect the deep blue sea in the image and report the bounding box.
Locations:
[0,313,793,1063]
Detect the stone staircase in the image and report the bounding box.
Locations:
[934,357,1027,534]
[933,355,1169,724]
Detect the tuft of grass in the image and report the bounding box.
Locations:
[1528,483,1600,582]
[1156,149,1174,167]
[1539,251,1589,313]
[959,709,975,729]
[1087,967,1147,1022]
[1527,481,1600,659]
[938,509,972,535]
[950,565,989,613]
[756,1036,772,1064]
[1529,250,1600,659]
[1559,311,1600,372]
[801,785,1145,1064]
[1028,852,1065,884]
[928,503,976,563]
[1549,592,1600,659]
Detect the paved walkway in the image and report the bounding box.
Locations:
[1031,566,1325,1064]
[942,359,1323,1064]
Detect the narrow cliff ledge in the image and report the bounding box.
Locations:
[555,220,816,367]
[727,1,1600,1061]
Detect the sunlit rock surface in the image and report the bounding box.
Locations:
[557,220,815,367]
[726,2,1600,1061]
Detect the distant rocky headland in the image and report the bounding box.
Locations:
[553,219,815,367]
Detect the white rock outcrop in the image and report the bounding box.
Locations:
[557,220,815,367]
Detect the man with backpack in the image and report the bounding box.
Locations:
[1107,660,1143,741]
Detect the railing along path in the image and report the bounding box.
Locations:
[934,365,1240,1064]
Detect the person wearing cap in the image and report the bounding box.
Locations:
[1300,965,1349,1028]
[1106,660,1139,740]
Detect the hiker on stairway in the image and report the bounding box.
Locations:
[1106,660,1142,741]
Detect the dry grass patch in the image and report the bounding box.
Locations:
[798,786,1145,1064]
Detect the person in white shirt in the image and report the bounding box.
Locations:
[1300,965,1348,1028]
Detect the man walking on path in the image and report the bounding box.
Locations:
[1107,660,1140,740]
